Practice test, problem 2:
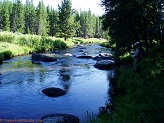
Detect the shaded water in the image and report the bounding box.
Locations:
[0,44,113,122]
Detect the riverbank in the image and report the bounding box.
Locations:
[0,31,107,63]
[86,43,164,123]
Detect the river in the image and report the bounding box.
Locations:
[0,44,114,122]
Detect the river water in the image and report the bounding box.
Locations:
[0,44,113,122]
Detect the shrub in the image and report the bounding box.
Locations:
[2,50,12,60]
[0,31,16,43]
[0,53,4,64]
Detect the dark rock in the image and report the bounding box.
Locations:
[76,55,93,59]
[40,114,80,123]
[94,60,115,70]
[52,50,60,54]
[79,49,84,52]
[42,87,66,97]
[31,53,57,62]
[93,56,113,61]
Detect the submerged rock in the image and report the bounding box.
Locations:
[94,60,115,70]
[40,114,80,123]
[32,53,57,62]
[42,87,66,97]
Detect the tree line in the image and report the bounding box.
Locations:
[0,0,108,40]
[101,0,164,55]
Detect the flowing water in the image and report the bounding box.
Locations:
[0,44,114,122]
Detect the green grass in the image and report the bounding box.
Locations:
[0,42,32,60]
[0,31,107,63]
[110,54,164,123]
[85,43,164,123]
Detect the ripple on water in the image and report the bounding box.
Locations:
[0,44,112,121]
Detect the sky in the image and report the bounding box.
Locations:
[25,0,105,15]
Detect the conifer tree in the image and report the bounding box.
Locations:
[11,0,25,33]
[36,1,48,36]
[101,0,163,55]
[25,0,36,34]
[47,7,59,36]
[0,1,2,30]
[2,0,10,31]
[58,0,76,40]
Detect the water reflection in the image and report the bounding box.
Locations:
[0,44,112,122]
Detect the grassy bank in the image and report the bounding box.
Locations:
[111,54,164,123]
[86,43,164,123]
[0,31,106,63]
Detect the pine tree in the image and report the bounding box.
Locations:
[25,0,36,34]
[0,1,2,30]
[2,0,10,31]
[73,10,81,37]
[95,17,100,38]
[58,0,76,40]
[36,1,48,36]
[48,8,59,36]
[11,0,25,33]
[101,0,162,55]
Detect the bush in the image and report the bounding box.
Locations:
[0,31,15,43]
[2,50,12,60]
[0,53,4,64]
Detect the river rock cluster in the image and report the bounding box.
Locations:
[30,45,116,122]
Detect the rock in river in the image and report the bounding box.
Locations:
[42,87,66,97]
[40,114,80,123]
[94,60,115,70]
[31,53,57,62]
[76,55,93,59]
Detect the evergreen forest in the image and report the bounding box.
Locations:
[0,0,108,40]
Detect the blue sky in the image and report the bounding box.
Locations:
[23,0,104,15]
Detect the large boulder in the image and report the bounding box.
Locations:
[31,53,57,62]
[93,56,113,61]
[40,114,80,123]
[42,87,66,97]
[93,53,114,61]
[94,60,115,70]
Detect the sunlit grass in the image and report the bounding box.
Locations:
[0,31,107,63]
[0,42,32,56]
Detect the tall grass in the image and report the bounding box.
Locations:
[0,31,107,63]
[111,55,164,123]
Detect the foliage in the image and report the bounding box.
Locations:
[58,0,76,40]
[0,31,15,42]
[0,31,106,63]
[0,0,106,38]
[2,0,10,31]
[36,1,48,36]
[24,0,36,34]
[101,0,164,55]
[10,0,25,33]
[110,51,164,123]
[83,112,110,123]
